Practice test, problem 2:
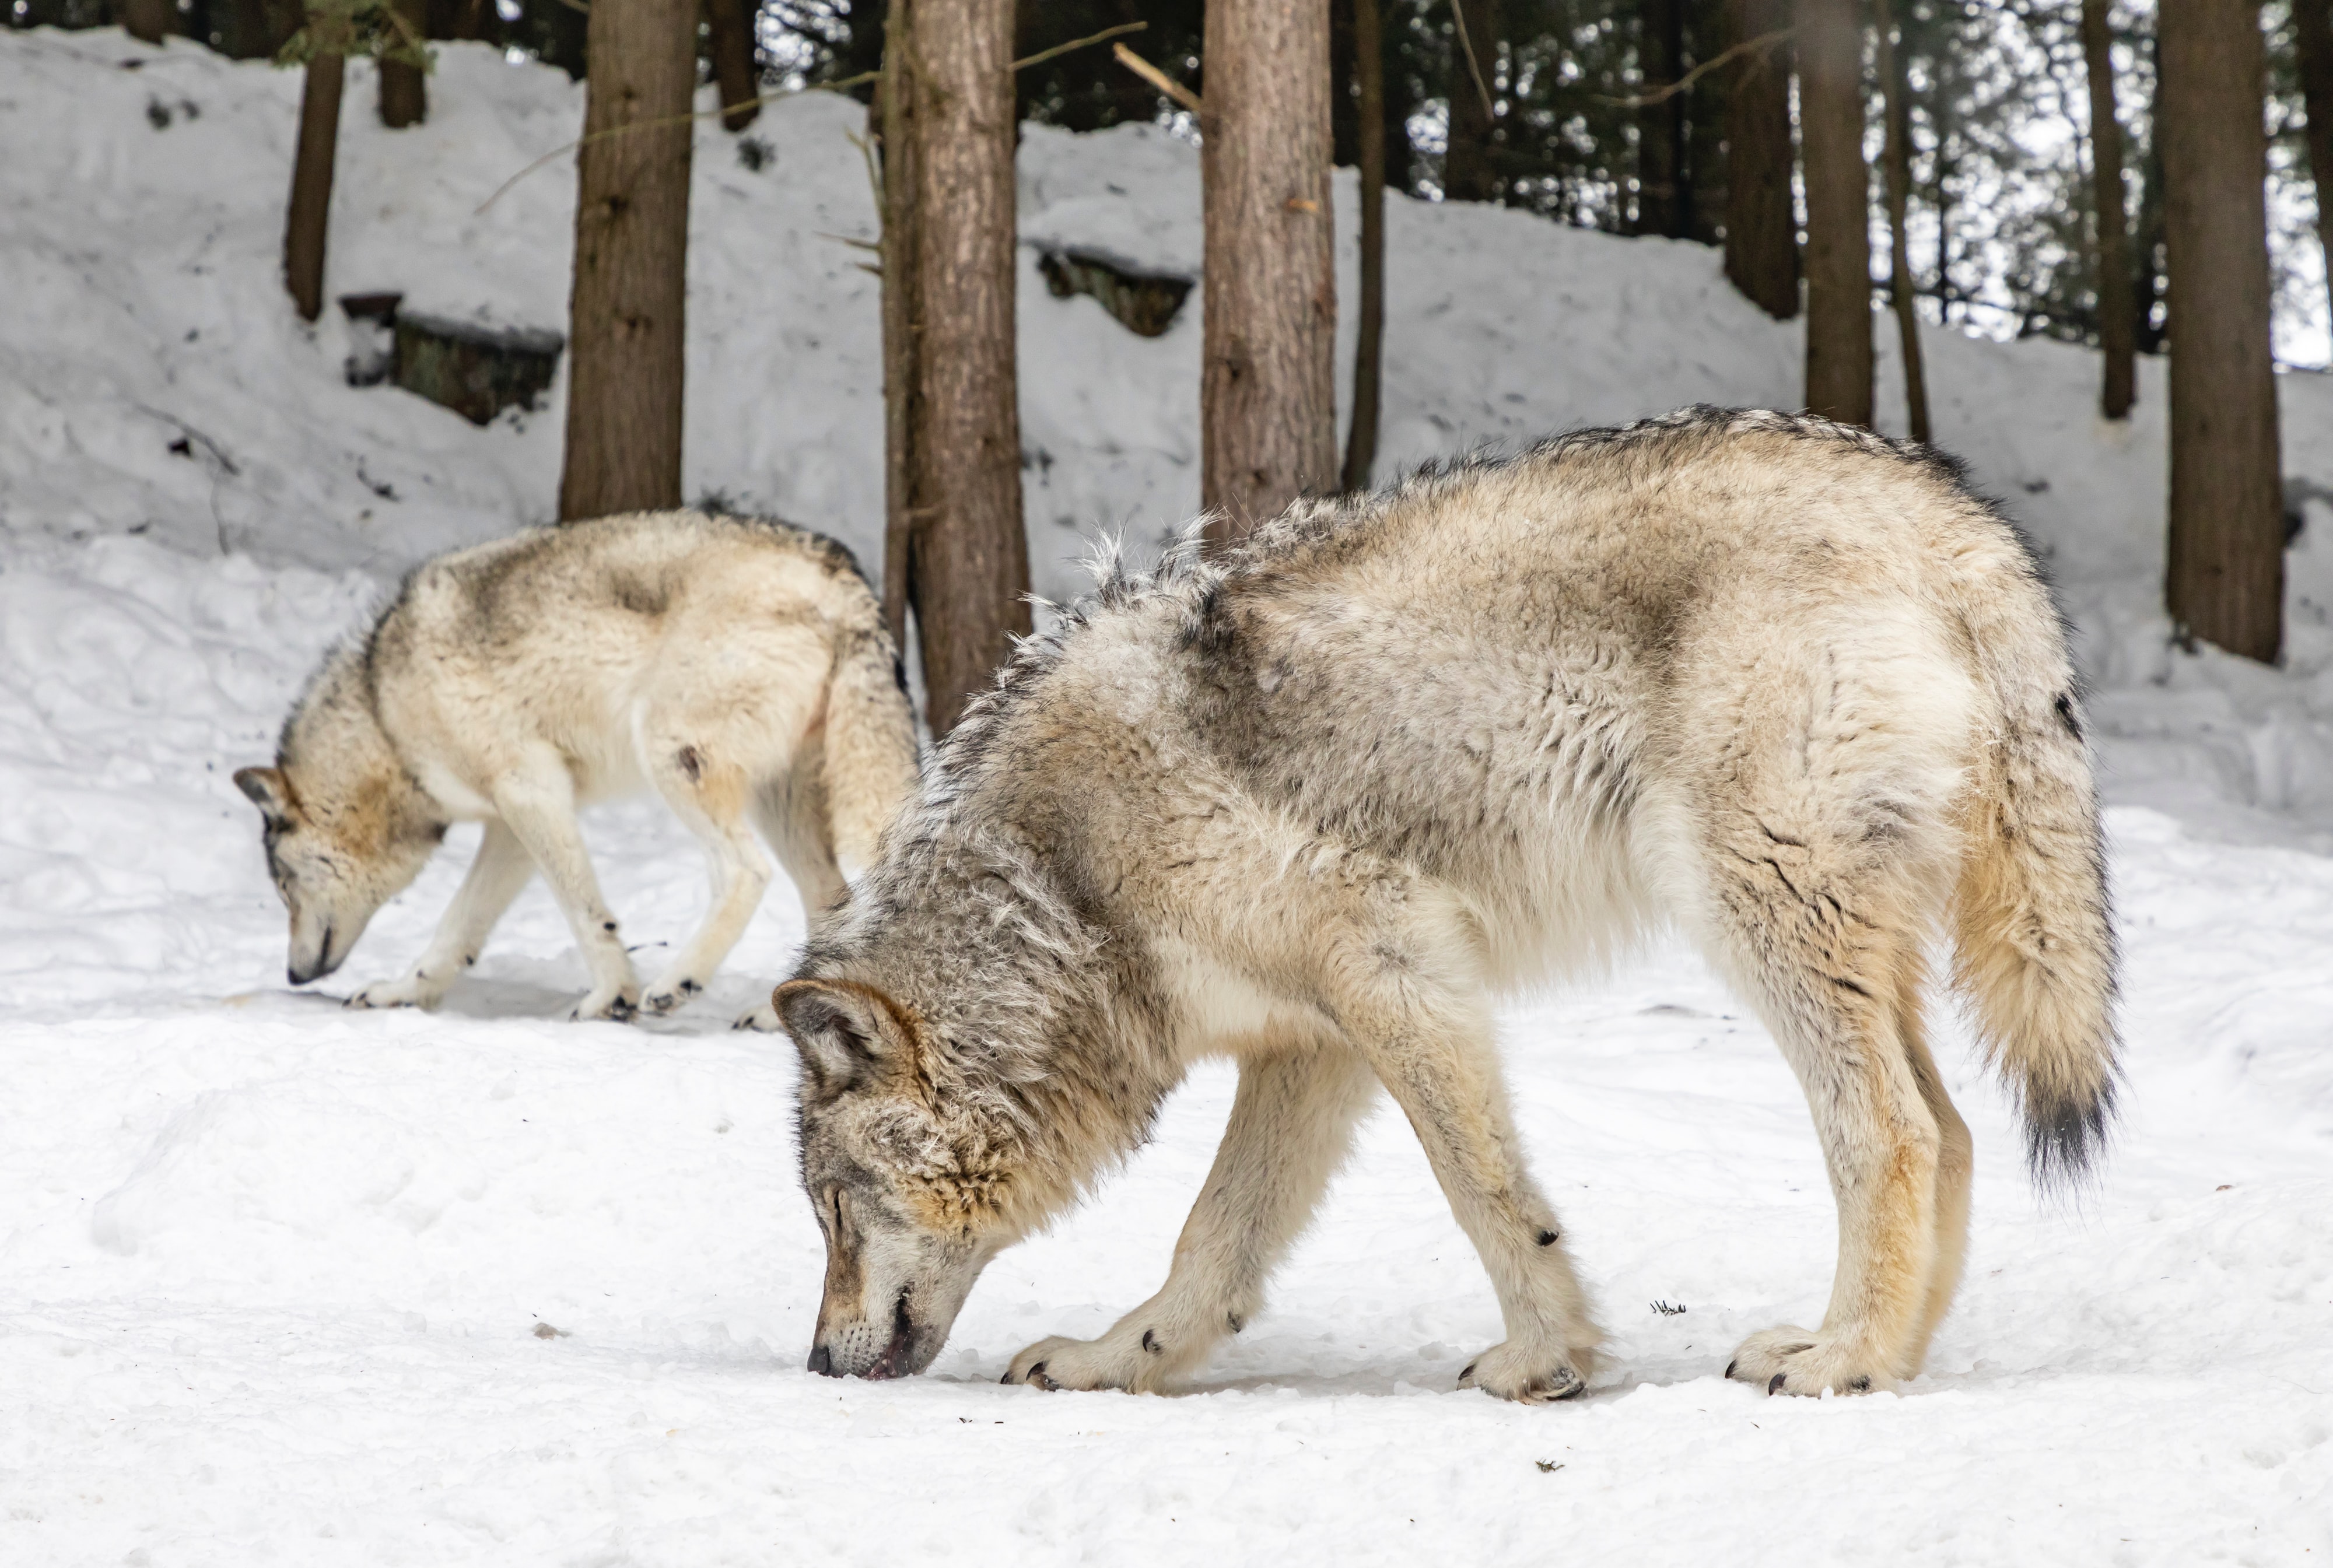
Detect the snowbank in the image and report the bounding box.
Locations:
[2,30,2330,1566]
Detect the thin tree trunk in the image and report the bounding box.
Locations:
[558,0,696,522]
[878,1,919,654]
[905,0,1028,732]
[1345,0,1387,492]
[2133,133,2166,353]
[1203,0,1338,539]
[1795,0,1870,426]
[1443,0,1501,201]
[124,0,173,43]
[1687,0,1730,243]
[707,0,762,132]
[1875,0,1926,441]
[1725,0,1797,318]
[2160,0,2282,663]
[380,0,428,128]
[1638,0,1686,236]
[2294,0,2333,334]
[2081,0,2134,418]
[283,51,345,324]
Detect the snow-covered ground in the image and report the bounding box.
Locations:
[2,29,2330,1566]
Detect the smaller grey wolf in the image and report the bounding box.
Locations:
[235,511,919,1023]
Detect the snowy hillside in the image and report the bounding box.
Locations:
[1,29,2329,1566]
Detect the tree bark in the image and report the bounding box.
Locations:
[2294,0,2333,335]
[283,51,345,324]
[707,0,762,132]
[1443,0,1502,202]
[379,0,428,128]
[558,0,696,522]
[124,0,173,43]
[1724,0,1796,319]
[1344,0,1386,492]
[2081,0,2134,419]
[1637,0,1687,237]
[1874,0,1926,441]
[2160,0,2282,663]
[1795,0,1870,426]
[903,0,1029,733]
[1202,0,1338,539]
[2133,96,2167,354]
[878,3,919,655]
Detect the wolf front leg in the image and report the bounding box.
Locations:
[1347,996,1602,1403]
[1003,1044,1379,1393]
[349,821,534,1010]
[489,752,640,1021]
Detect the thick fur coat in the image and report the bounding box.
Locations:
[237,510,919,1023]
[773,408,2118,1400]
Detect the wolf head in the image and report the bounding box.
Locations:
[234,762,442,986]
[774,977,1039,1380]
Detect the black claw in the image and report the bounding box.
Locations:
[1767,1372,1786,1395]
[999,1370,1015,1384]
[1536,1229,1558,1246]
[1725,1359,1738,1379]
[1141,1330,1162,1355]
[1848,1376,1871,1392]
[1459,1362,1478,1383]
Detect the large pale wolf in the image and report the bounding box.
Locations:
[772,409,2118,1401]
[235,511,919,1023]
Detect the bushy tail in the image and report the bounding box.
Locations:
[821,625,922,871]
[1952,685,2121,1191]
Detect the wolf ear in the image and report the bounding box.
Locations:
[233,766,294,823]
[773,979,907,1098]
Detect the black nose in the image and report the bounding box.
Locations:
[807,1344,835,1377]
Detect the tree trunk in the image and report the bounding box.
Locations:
[1874,0,1926,441]
[1443,0,1501,202]
[2294,0,2333,334]
[1202,0,1338,539]
[283,51,345,324]
[2137,115,2165,355]
[707,0,762,132]
[1687,0,1731,244]
[558,0,696,522]
[1795,0,1870,426]
[124,0,173,44]
[1724,0,1796,319]
[1637,0,1687,236]
[1344,0,1387,492]
[903,0,1029,733]
[2159,0,2282,663]
[380,0,428,128]
[2081,0,2134,419]
[878,5,919,655]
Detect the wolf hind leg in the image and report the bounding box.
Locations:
[1901,968,1973,1372]
[1003,1043,1378,1393]
[731,763,847,1032]
[1707,842,1947,1397]
[639,737,775,1017]
[349,821,533,1010]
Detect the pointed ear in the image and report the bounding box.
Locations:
[773,979,908,1098]
[233,766,294,823]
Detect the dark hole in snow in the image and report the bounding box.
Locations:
[1038,248,1192,338]
[339,294,563,426]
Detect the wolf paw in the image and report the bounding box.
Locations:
[347,974,442,1011]
[1725,1326,1891,1397]
[1456,1339,1595,1404]
[733,1001,783,1032]
[1001,1332,1155,1394]
[570,983,642,1023]
[641,976,703,1017]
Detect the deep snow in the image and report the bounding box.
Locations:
[1,29,2329,1567]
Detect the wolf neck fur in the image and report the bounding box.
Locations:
[281,646,446,848]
